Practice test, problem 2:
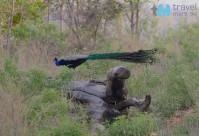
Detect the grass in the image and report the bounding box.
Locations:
[0,21,199,136]
[100,113,156,136]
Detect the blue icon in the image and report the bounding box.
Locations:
[157,4,171,16]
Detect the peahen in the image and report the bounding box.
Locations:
[54,49,158,69]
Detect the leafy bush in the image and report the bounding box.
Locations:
[167,62,196,108]
[22,69,47,94]
[154,60,198,118]
[102,113,155,136]
[46,68,74,90]
[151,22,199,119]
[173,126,189,136]
[26,89,69,126]
[48,118,87,136]
[154,91,180,118]
[178,24,199,61]
[12,20,67,51]
[128,68,162,97]
[0,58,21,91]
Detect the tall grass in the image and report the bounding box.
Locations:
[0,49,87,135]
[0,19,199,135]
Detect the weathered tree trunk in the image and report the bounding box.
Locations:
[59,1,63,32]
[0,21,2,52]
[135,0,139,34]
[130,1,134,36]
[47,0,50,24]
[68,66,151,123]
[6,0,15,53]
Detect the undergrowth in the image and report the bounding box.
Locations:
[0,22,199,136]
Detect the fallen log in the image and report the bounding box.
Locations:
[68,66,151,123]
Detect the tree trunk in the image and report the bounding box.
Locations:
[103,20,107,35]
[6,0,15,53]
[68,66,151,123]
[130,1,134,36]
[59,1,63,32]
[135,0,139,34]
[47,0,50,24]
[0,21,2,52]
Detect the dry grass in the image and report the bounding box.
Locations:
[0,87,28,136]
[0,24,198,135]
[15,44,60,76]
[0,45,61,135]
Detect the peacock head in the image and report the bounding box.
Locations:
[54,58,60,66]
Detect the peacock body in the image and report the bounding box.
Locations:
[54,49,158,69]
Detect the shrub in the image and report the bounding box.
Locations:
[103,113,155,136]
[153,91,180,118]
[46,67,74,90]
[26,89,68,123]
[173,126,189,136]
[48,118,87,136]
[12,20,67,52]
[179,24,199,61]
[0,58,21,91]
[154,60,198,118]
[167,61,197,109]
[128,68,162,98]
[22,69,47,94]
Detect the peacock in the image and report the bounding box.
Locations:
[54,49,158,69]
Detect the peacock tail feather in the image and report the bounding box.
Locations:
[87,53,124,60]
[54,48,158,69]
[87,49,158,63]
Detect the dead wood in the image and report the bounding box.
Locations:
[68,66,151,122]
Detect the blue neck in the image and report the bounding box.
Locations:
[54,58,61,66]
[54,58,68,66]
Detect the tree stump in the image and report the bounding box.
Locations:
[68,66,151,123]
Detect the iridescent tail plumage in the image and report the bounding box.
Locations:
[54,49,158,69]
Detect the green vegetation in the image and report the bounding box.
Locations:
[0,0,199,136]
[101,113,155,136]
[12,21,67,50]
